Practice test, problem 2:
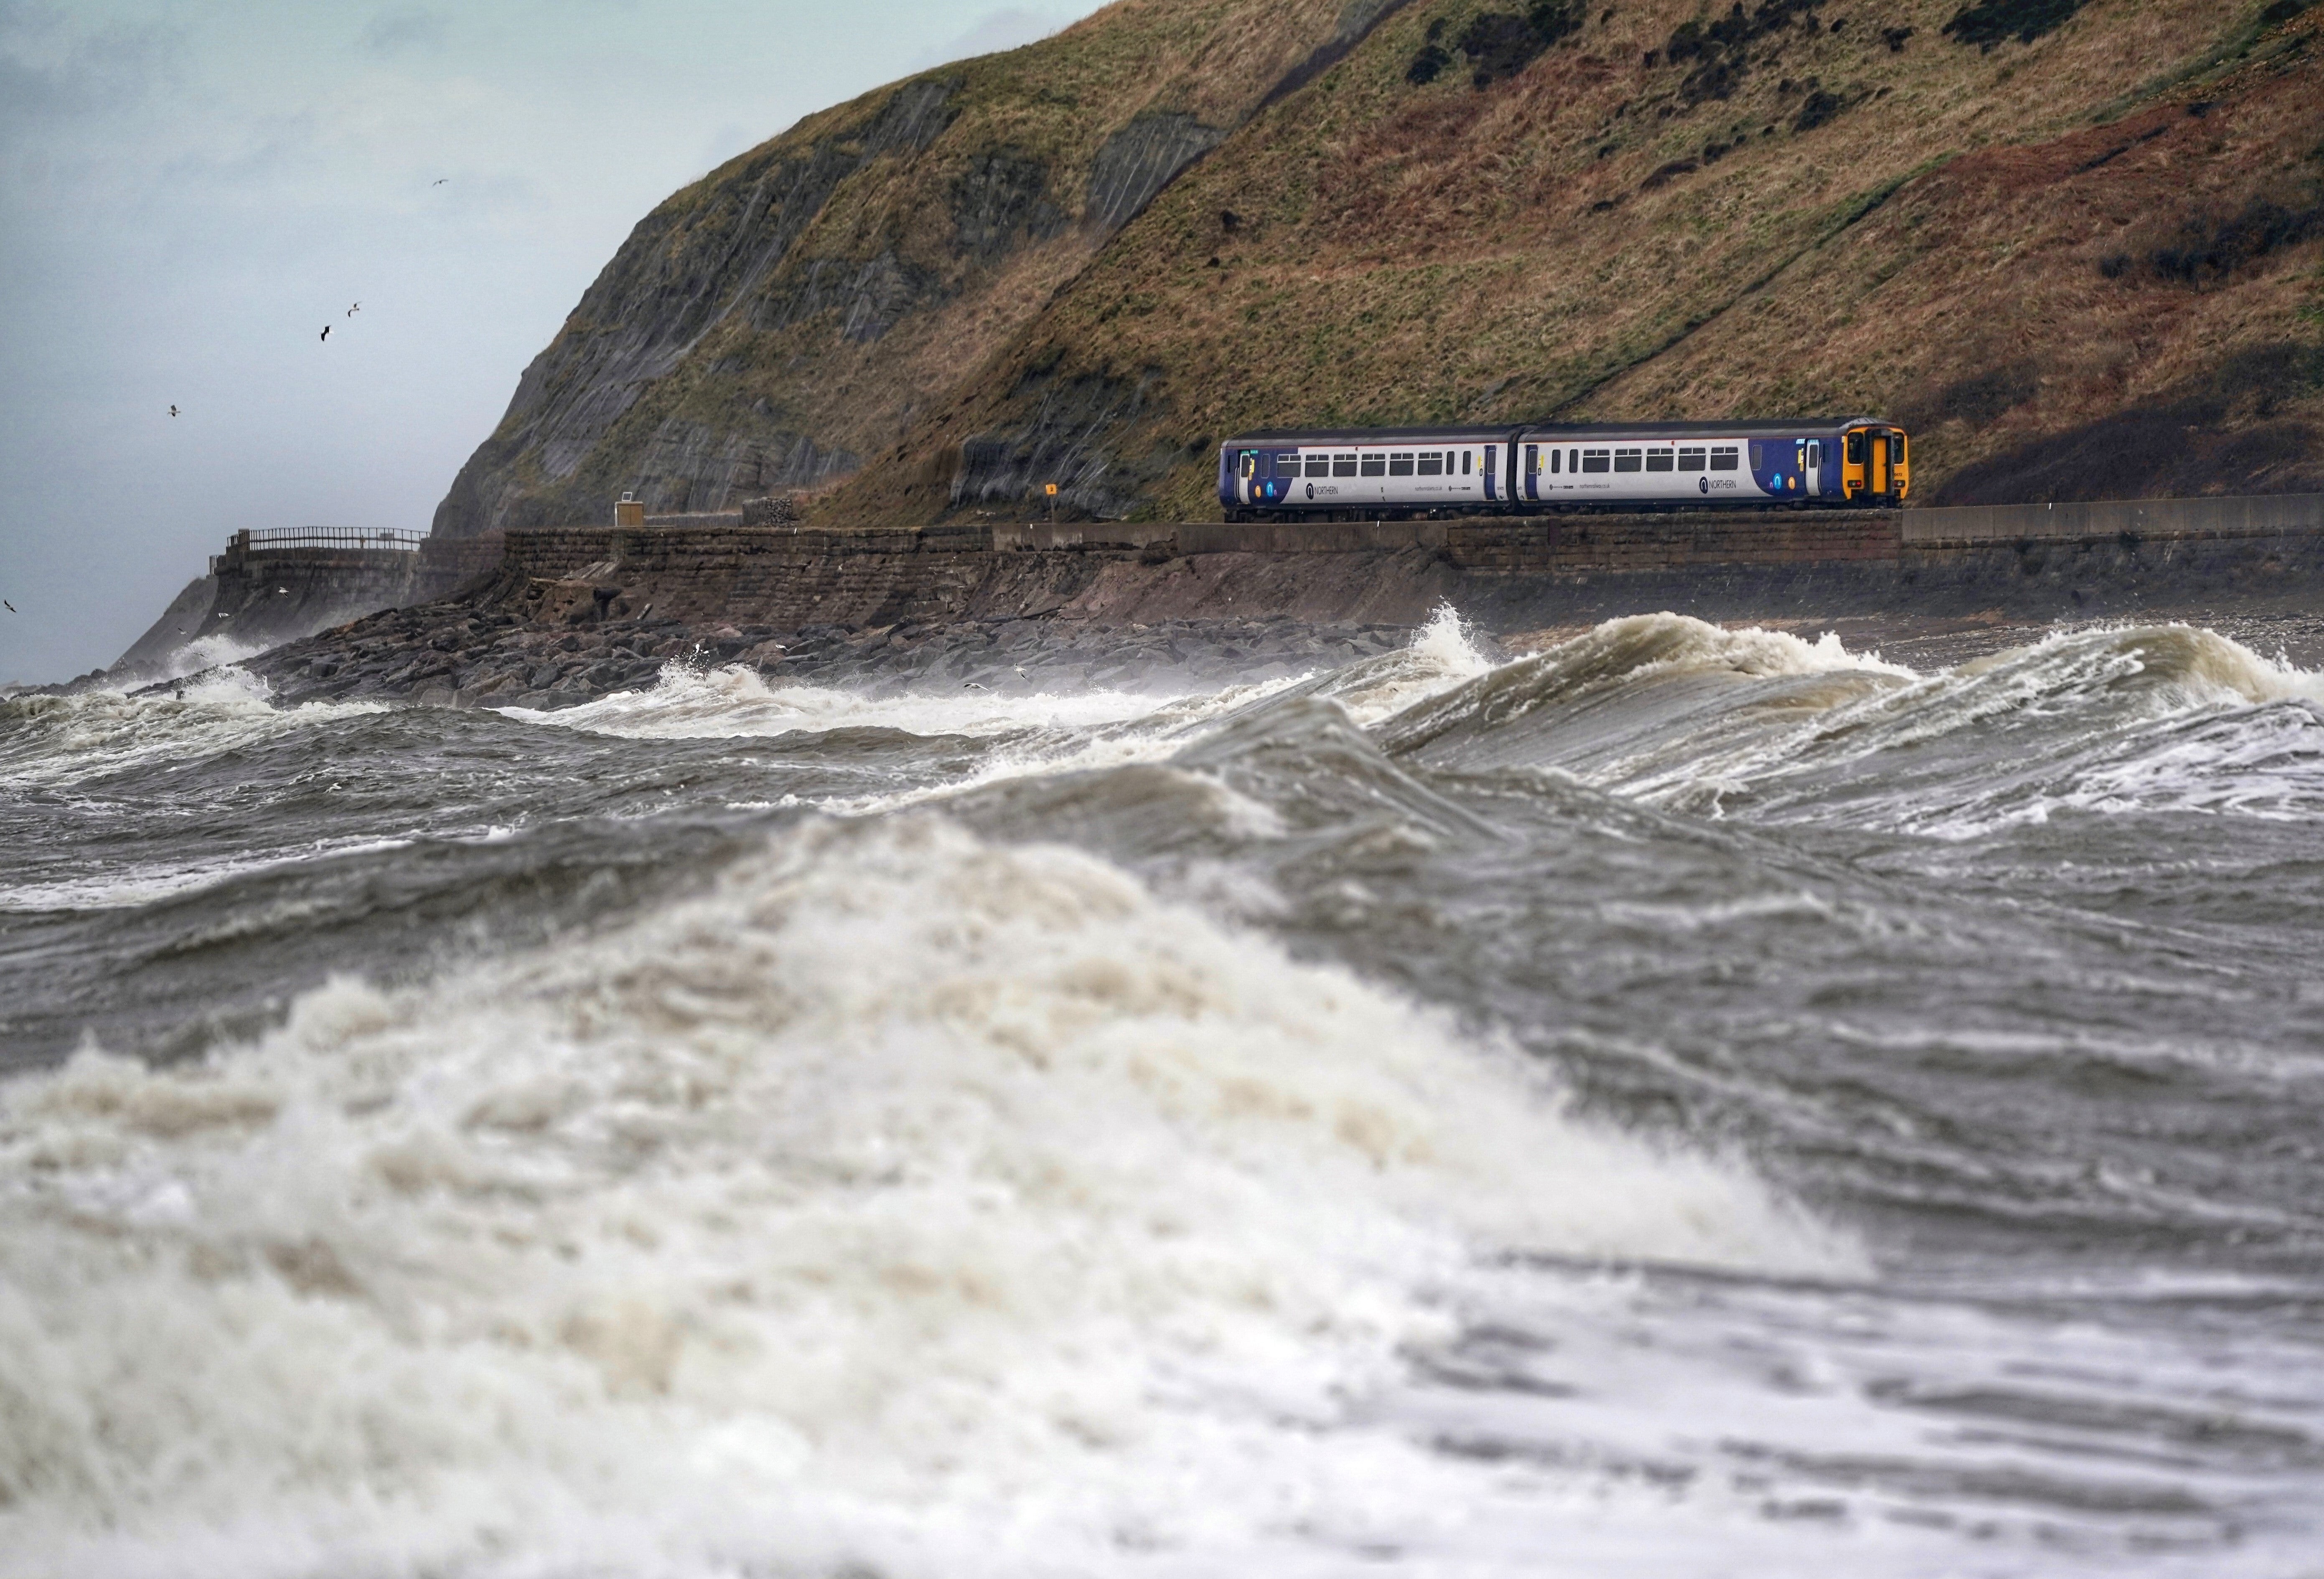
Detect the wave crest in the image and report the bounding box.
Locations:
[0,816,1848,1571]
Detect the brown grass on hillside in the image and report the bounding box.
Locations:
[821,0,2323,525]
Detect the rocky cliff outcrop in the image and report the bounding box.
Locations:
[431,0,1424,538]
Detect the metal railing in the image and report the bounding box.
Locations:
[234,527,426,553]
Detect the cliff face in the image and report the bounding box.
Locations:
[440,0,2324,536]
[828,0,2324,522]
[430,0,1420,537]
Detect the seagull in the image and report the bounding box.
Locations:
[168,405,178,417]
[3,602,15,614]
[432,178,447,186]
[320,324,330,341]
[963,681,987,690]
[347,302,360,317]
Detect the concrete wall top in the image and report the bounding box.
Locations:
[1904,493,2324,543]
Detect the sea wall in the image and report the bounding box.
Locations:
[108,534,507,680]
[485,495,2324,633]
[1903,492,2324,544]
[204,536,501,648]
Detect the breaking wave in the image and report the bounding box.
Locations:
[0,675,384,792]
[1380,615,2324,833]
[502,662,1195,742]
[150,633,271,684]
[0,816,1846,1575]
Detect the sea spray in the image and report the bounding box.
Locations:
[0,815,1849,1576]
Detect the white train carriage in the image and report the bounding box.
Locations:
[1219,427,1520,520]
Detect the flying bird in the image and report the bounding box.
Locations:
[320,324,330,341]
[347,302,360,317]
[432,178,447,186]
[3,602,15,614]
[168,405,178,417]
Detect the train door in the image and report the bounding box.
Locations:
[1844,428,1888,500]
[1523,444,1540,502]
[1483,445,1498,504]
[1237,449,1259,505]
[1803,439,1823,498]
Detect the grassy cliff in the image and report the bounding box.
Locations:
[438,0,2324,533]
[430,0,1416,536]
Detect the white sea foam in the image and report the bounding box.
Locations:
[1411,617,2324,835]
[496,618,1496,822]
[1320,603,1500,727]
[502,662,1195,743]
[151,633,271,684]
[0,817,1849,1577]
[0,680,386,792]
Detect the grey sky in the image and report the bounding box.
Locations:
[0,1,1098,684]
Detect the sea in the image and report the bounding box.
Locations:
[1,608,2320,1578]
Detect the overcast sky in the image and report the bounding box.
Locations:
[0,0,1101,684]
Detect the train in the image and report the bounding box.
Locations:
[1217,419,1908,520]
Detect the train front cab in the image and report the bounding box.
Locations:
[1843,425,1910,504]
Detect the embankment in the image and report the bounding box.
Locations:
[219,493,2324,710]
[487,494,2324,631]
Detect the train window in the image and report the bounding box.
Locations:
[1417,452,1442,475]
[1748,442,1763,470]
[1278,452,1300,474]
[1462,451,1473,475]
[1550,449,1561,474]
[1645,449,1673,472]
[1805,440,1821,470]
[1581,449,1611,473]
[1389,452,1415,475]
[1889,434,1905,465]
[1360,453,1386,476]
[1306,454,1330,476]
[1677,447,1706,470]
[1709,446,1739,470]
[1239,451,1258,477]
[1332,453,1358,477]
[1846,432,1865,465]
[1613,449,1643,472]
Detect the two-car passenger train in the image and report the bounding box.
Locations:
[1218,419,1908,519]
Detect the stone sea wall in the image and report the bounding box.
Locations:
[481,494,2324,632]
[211,492,2324,711]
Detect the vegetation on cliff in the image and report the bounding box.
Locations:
[431,0,1416,536]
[438,0,2324,533]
